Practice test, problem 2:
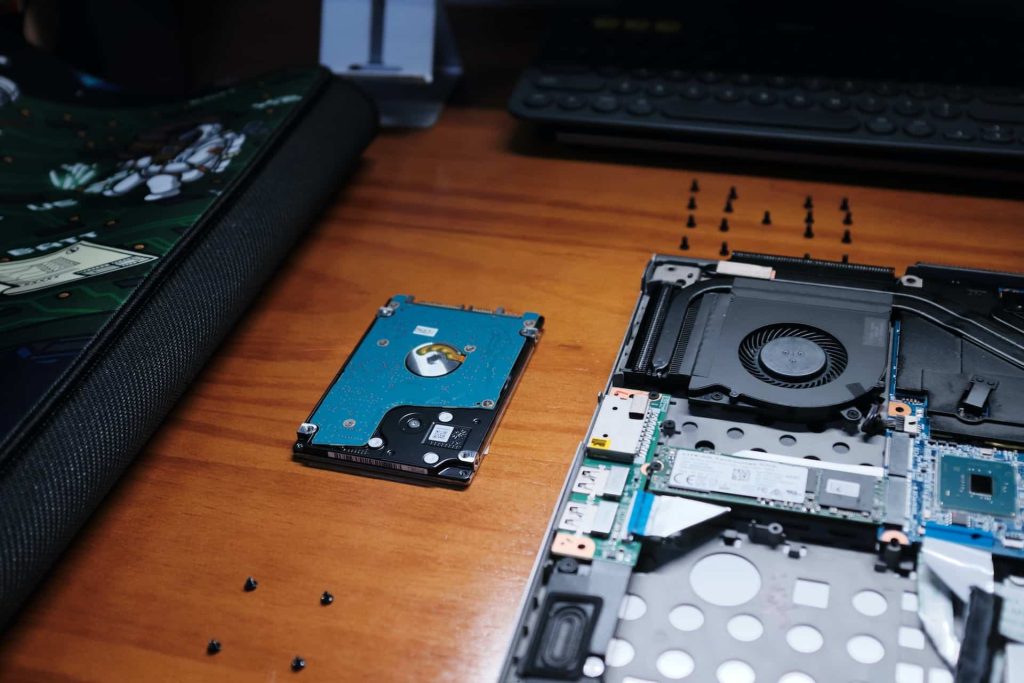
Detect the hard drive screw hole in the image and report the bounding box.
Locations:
[343,419,356,428]
[377,339,388,347]
[482,400,495,408]
[464,345,476,353]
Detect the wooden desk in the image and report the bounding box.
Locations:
[2,100,1024,681]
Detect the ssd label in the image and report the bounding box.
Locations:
[670,450,808,504]
[825,478,861,498]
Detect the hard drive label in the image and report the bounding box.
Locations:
[428,424,454,442]
[670,450,808,504]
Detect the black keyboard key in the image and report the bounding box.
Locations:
[557,94,587,110]
[524,92,553,108]
[785,93,814,109]
[659,101,860,132]
[681,84,709,101]
[943,126,976,141]
[822,95,851,112]
[534,74,605,92]
[930,101,962,119]
[698,70,725,84]
[837,80,865,94]
[646,82,672,98]
[871,82,899,96]
[630,68,656,80]
[663,69,690,82]
[908,83,938,99]
[979,89,1024,106]
[611,79,641,94]
[979,124,1014,144]
[967,103,1024,125]
[734,73,757,86]
[768,75,794,88]
[944,85,973,103]
[716,87,745,103]
[626,98,655,116]
[592,95,620,113]
[856,95,886,114]
[749,90,779,106]
[904,119,935,138]
[802,77,831,92]
[866,116,897,134]
[894,97,924,116]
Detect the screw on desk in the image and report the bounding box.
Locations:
[321,590,334,606]
[719,241,729,256]
[761,210,771,226]
[842,229,852,244]
[243,576,258,592]
[804,224,814,239]
[291,656,306,672]
[207,639,222,655]
[728,186,738,200]
[679,235,690,250]
[687,196,697,210]
[719,218,729,232]
[804,196,813,210]
[690,179,700,192]
[840,196,850,212]
[843,211,853,226]
[686,214,696,228]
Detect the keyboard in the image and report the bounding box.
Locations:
[509,14,1024,179]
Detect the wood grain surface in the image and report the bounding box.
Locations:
[2,97,1024,681]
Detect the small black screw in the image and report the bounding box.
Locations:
[843,211,853,226]
[844,408,862,421]
[719,240,729,256]
[243,576,258,592]
[679,235,690,250]
[804,196,813,210]
[687,196,697,210]
[804,211,814,225]
[842,253,849,263]
[207,639,222,655]
[841,228,852,244]
[803,252,811,259]
[728,186,738,200]
[686,214,696,228]
[803,224,814,239]
[719,217,729,232]
[291,656,306,672]
[690,179,700,192]
[761,210,772,226]
[320,590,334,606]
[840,197,850,212]
[723,199,734,213]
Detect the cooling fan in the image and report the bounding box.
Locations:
[684,280,893,420]
[738,324,849,389]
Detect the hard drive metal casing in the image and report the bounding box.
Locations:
[294,295,542,487]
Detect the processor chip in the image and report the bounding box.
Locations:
[939,455,1018,517]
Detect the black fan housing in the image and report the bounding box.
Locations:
[684,279,892,418]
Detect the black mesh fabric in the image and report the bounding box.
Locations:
[0,78,376,625]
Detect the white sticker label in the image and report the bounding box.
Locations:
[428,424,454,443]
[824,478,861,498]
[669,450,808,504]
[0,241,157,295]
[412,325,438,337]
